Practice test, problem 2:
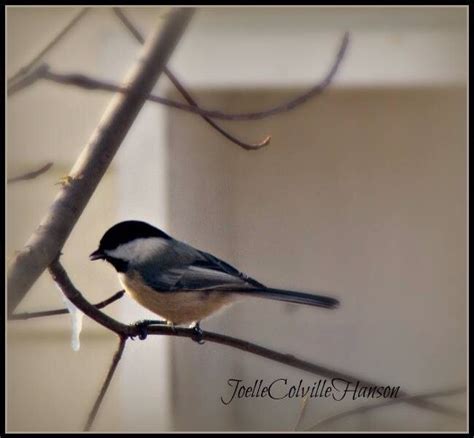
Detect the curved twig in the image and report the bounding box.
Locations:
[19,32,348,121]
[7,162,53,184]
[112,7,270,151]
[9,290,125,320]
[306,386,467,431]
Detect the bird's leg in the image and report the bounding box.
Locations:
[133,319,167,340]
[190,321,205,345]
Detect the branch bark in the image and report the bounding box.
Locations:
[7,8,195,315]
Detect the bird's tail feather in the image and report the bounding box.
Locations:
[236,288,339,309]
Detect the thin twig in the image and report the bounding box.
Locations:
[7,64,50,97]
[294,394,310,431]
[113,7,270,150]
[7,9,195,315]
[47,255,465,422]
[20,32,348,121]
[7,162,53,184]
[7,8,90,88]
[9,290,125,320]
[85,335,127,431]
[306,385,467,431]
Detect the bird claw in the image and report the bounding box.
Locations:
[133,319,166,340]
[191,322,205,345]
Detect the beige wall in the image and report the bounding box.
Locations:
[165,86,466,431]
[6,6,467,432]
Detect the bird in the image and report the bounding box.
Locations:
[90,220,339,342]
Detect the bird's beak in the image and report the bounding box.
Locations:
[89,249,105,261]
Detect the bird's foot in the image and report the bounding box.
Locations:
[190,322,205,345]
[132,319,166,340]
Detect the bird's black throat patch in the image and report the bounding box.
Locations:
[105,256,129,273]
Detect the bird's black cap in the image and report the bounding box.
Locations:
[89,220,171,260]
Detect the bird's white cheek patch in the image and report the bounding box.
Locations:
[106,237,170,262]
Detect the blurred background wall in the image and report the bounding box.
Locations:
[6,6,467,432]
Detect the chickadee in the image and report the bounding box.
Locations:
[90,220,339,341]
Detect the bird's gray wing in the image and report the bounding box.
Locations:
[191,250,266,288]
[139,247,265,292]
[172,265,257,291]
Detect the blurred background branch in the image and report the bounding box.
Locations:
[305,386,467,431]
[113,7,271,151]
[7,8,90,88]
[7,162,53,184]
[9,32,349,121]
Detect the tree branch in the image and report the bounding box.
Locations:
[13,32,349,121]
[7,8,90,88]
[85,336,127,431]
[9,290,125,320]
[46,255,465,425]
[7,6,269,150]
[112,7,270,150]
[48,257,131,335]
[306,386,467,431]
[7,162,53,184]
[7,8,195,315]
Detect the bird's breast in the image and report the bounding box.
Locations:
[118,270,235,325]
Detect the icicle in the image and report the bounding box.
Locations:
[56,285,84,351]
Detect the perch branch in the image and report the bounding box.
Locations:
[7,162,53,184]
[85,336,127,431]
[112,7,270,150]
[7,8,90,88]
[306,385,467,431]
[14,32,348,121]
[47,255,465,426]
[7,8,195,315]
[10,290,125,320]
[48,258,131,335]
